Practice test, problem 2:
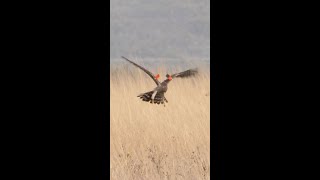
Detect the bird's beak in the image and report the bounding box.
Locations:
[155,74,160,79]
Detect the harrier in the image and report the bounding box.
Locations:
[122,56,198,106]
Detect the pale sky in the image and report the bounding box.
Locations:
[110,0,210,62]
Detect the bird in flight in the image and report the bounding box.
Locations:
[122,56,198,107]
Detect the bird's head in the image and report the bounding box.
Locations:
[166,74,172,81]
[155,74,160,80]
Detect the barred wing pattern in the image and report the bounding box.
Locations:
[171,68,198,79]
[121,56,161,86]
[137,91,168,104]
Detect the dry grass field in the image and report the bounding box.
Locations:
[110,60,210,180]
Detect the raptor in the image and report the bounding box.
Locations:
[122,56,198,107]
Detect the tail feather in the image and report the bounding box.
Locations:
[137,91,167,105]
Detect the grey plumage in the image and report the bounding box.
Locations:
[122,56,197,106]
[121,56,161,86]
[171,68,198,78]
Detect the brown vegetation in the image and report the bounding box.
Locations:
[110,62,210,179]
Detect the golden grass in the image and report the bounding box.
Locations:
[110,61,210,180]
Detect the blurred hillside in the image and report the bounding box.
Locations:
[110,0,210,61]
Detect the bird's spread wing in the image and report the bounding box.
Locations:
[122,56,161,86]
[171,68,198,78]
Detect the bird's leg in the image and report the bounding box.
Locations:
[151,91,157,104]
[162,97,166,107]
